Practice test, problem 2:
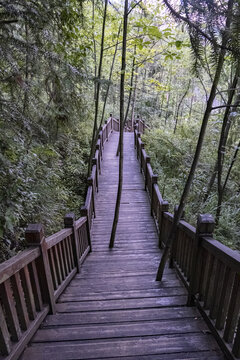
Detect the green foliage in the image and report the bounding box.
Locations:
[0,0,93,261]
[143,125,240,250]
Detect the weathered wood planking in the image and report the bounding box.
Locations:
[21,132,225,360]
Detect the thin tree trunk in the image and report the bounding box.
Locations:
[23,22,29,115]
[116,45,136,156]
[222,139,240,191]
[92,0,97,101]
[100,22,121,127]
[216,61,240,223]
[188,86,194,120]
[88,0,108,177]
[174,80,191,133]
[204,89,240,203]
[131,67,138,129]
[109,0,128,248]
[156,0,233,281]
[165,63,172,125]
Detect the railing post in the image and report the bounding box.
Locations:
[158,200,169,248]
[64,213,80,273]
[110,113,113,131]
[92,157,98,191]
[105,120,109,141]
[145,156,150,190]
[151,174,158,216]
[134,125,137,147]
[140,142,144,172]
[98,133,103,159]
[187,214,215,306]
[96,143,101,174]
[80,206,92,252]
[169,206,185,268]
[25,224,56,314]
[136,132,141,159]
[87,176,96,217]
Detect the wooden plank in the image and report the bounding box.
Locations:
[42,307,199,327]
[32,318,207,343]
[59,287,186,302]
[56,295,187,313]
[21,333,220,360]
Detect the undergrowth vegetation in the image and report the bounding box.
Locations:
[143,126,240,250]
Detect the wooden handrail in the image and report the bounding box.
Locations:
[0,115,115,360]
[135,128,240,360]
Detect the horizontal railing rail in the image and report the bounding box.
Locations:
[0,115,116,360]
[135,126,240,360]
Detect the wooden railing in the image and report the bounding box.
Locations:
[0,116,115,360]
[135,126,240,360]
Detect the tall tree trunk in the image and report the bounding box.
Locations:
[116,45,136,156]
[92,0,97,102]
[174,80,191,134]
[222,139,240,191]
[131,67,138,129]
[100,22,121,127]
[23,22,29,115]
[165,63,172,125]
[188,87,194,120]
[109,0,128,248]
[156,0,233,281]
[204,84,240,203]
[88,0,108,177]
[216,62,240,223]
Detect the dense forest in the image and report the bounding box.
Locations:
[0,0,239,262]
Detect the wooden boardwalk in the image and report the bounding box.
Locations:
[21,132,225,360]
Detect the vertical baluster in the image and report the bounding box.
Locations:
[53,245,63,284]
[223,273,240,343]
[0,302,11,355]
[61,240,70,275]
[209,260,225,319]
[25,224,56,314]
[169,206,184,267]
[20,266,37,320]
[0,279,22,341]
[11,272,30,330]
[65,236,73,271]
[187,214,215,306]
[88,176,96,217]
[58,242,67,279]
[233,317,240,357]
[144,156,150,190]
[29,261,43,311]
[205,257,218,309]
[80,206,92,252]
[48,248,58,290]
[215,268,235,330]
[150,174,158,216]
[67,236,75,270]
[203,253,214,307]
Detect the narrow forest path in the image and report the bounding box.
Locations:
[21,132,225,359]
